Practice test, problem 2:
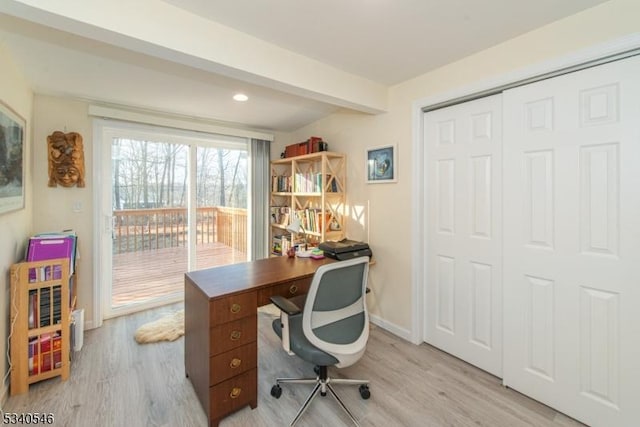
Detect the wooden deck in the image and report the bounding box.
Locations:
[112,242,246,306]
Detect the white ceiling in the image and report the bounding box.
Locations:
[0,0,609,132]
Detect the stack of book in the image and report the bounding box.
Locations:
[293,173,339,193]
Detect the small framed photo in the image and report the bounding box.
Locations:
[366,144,397,184]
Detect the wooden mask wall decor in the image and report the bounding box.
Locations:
[47,131,86,188]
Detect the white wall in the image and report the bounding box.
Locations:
[0,45,33,404]
[275,0,640,338]
[31,95,94,327]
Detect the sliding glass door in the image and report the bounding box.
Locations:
[98,121,249,318]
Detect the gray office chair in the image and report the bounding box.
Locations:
[270,256,371,426]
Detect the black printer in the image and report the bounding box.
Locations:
[318,239,372,260]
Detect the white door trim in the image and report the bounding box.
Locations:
[91,119,105,330]
[411,32,640,345]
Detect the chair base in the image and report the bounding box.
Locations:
[271,366,370,427]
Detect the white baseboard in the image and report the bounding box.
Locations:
[84,312,413,342]
[369,314,413,343]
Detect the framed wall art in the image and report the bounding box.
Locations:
[366,144,397,184]
[0,100,25,215]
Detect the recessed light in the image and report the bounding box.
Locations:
[233,93,249,102]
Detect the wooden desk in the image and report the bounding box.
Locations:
[185,256,336,427]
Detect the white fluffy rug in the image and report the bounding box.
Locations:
[134,310,185,344]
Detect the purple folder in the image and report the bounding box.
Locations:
[27,236,75,281]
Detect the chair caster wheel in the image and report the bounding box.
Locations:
[271,384,282,399]
[359,385,371,400]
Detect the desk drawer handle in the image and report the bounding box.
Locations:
[230,303,241,314]
[230,358,242,369]
[230,330,242,341]
[289,284,298,294]
[230,387,242,399]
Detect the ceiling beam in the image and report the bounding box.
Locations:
[1,0,388,114]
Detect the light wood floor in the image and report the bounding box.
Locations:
[3,304,585,427]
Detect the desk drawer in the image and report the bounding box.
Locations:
[210,316,257,356]
[210,368,257,418]
[257,277,311,307]
[210,342,257,386]
[210,292,257,326]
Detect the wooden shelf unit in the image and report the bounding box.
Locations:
[269,151,346,256]
[9,258,75,395]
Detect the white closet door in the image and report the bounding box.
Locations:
[424,94,503,377]
[503,55,640,427]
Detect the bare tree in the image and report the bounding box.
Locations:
[227,151,244,207]
[112,139,247,210]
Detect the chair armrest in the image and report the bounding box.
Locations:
[270,295,302,316]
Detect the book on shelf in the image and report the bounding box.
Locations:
[291,172,339,193]
[271,235,282,256]
[325,174,339,192]
[271,174,292,192]
[270,206,291,226]
[271,233,292,256]
[291,208,326,234]
[271,233,307,256]
[40,287,50,328]
[28,333,62,376]
[27,285,63,329]
[272,171,339,194]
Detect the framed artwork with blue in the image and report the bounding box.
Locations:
[0,99,25,215]
[366,144,396,184]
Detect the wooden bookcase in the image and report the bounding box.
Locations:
[9,258,75,395]
[269,151,346,256]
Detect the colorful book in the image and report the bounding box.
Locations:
[28,334,62,375]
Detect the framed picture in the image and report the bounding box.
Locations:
[0,100,25,215]
[366,144,397,183]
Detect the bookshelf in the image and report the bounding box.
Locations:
[270,151,346,256]
[9,258,75,395]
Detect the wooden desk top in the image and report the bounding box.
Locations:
[185,256,336,300]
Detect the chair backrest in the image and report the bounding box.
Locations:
[302,256,370,368]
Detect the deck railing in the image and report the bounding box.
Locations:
[112,206,247,255]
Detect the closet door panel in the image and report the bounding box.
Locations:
[424,94,503,377]
[503,55,640,427]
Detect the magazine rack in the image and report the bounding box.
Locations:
[9,258,72,395]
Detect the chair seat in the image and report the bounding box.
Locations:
[272,316,339,366]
